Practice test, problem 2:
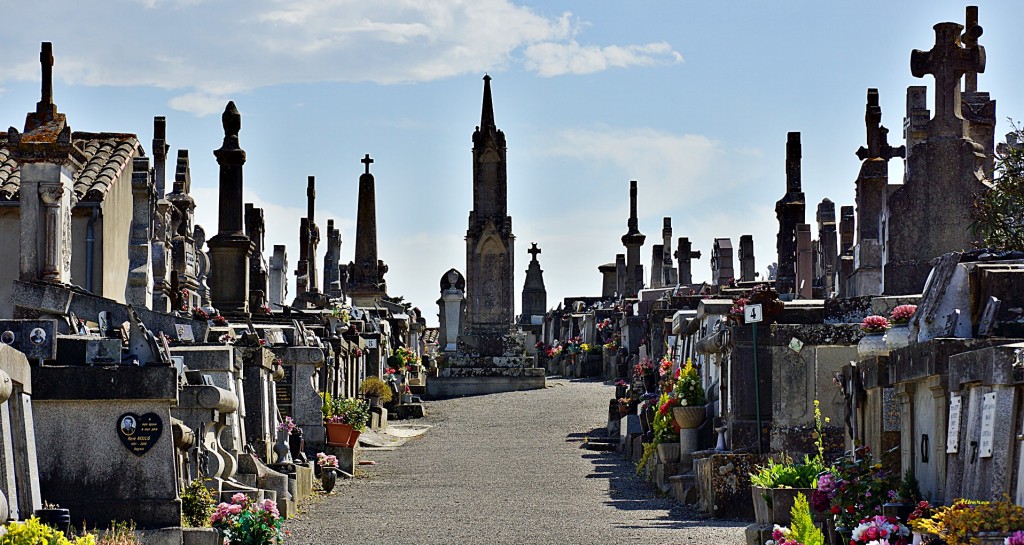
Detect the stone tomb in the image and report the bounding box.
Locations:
[945,342,1023,504]
[0,344,41,521]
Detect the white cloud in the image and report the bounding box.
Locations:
[539,126,734,216]
[168,92,232,117]
[1,1,681,115]
[524,41,682,77]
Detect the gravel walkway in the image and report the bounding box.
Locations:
[286,378,747,544]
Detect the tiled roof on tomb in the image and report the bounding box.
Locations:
[0,132,141,203]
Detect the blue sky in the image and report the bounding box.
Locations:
[0,1,1021,325]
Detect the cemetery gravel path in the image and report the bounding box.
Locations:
[285,378,747,545]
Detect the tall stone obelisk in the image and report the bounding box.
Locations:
[429,75,544,397]
[462,74,515,354]
[206,102,252,315]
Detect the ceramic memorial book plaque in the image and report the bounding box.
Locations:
[947,395,961,453]
[980,392,996,458]
[117,412,163,456]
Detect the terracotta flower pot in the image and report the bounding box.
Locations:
[325,422,361,448]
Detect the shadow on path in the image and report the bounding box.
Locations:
[569,425,749,532]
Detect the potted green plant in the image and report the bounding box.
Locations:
[750,400,831,528]
[358,377,393,408]
[321,393,369,448]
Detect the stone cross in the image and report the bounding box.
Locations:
[36,42,56,120]
[305,176,319,294]
[674,237,701,285]
[961,6,982,94]
[911,22,985,139]
[856,89,907,161]
[361,153,373,174]
[528,243,541,262]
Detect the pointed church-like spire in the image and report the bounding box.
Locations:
[480,74,495,132]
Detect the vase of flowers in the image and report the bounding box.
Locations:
[633,358,657,393]
[858,315,891,359]
[885,304,917,352]
[274,417,296,464]
[317,452,340,493]
[671,359,706,429]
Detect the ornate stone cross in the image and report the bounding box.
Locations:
[911,22,985,139]
[856,88,907,161]
[528,243,541,262]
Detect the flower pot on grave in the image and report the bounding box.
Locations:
[656,442,681,463]
[857,332,888,359]
[35,508,71,536]
[642,373,657,393]
[321,468,338,493]
[367,395,382,409]
[672,405,706,429]
[769,488,819,525]
[751,486,771,526]
[289,428,306,463]
[401,393,413,404]
[325,422,361,448]
[885,324,913,352]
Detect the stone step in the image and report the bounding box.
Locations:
[668,472,698,504]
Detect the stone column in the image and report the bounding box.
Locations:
[126,157,154,308]
[206,102,252,315]
[620,181,646,298]
[37,184,69,283]
[614,254,626,298]
[151,116,173,312]
[598,262,617,298]
[738,235,755,282]
[649,244,665,289]
[245,204,268,311]
[268,245,288,309]
[795,224,813,299]
[661,218,677,286]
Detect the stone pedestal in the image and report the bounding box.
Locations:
[207,235,253,315]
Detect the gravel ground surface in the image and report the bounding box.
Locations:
[286,378,747,545]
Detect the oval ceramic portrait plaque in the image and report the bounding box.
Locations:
[116,412,163,456]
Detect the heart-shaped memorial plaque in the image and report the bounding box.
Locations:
[116,412,163,456]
